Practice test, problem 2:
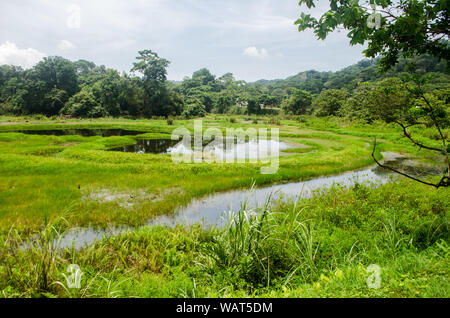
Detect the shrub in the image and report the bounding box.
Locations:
[183,103,206,119]
[60,89,107,118]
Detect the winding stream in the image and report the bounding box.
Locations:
[55,152,444,249]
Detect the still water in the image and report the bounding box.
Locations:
[109,139,180,154]
[109,138,292,159]
[56,153,444,249]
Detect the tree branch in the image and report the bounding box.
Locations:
[371,139,449,189]
[394,121,443,152]
[418,93,450,178]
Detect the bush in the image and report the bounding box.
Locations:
[227,106,245,115]
[0,100,23,115]
[183,103,206,118]
[60,89,107,118]
[281,89,312,115]
[313,89,348,117]
[31,114,48,121]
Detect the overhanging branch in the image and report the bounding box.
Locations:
[394,121,443,152]
[371,138,449,189]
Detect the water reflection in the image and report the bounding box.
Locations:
[167,138,292,160]
[109,138,292,159]
[55,154,447,249]
[109,139,180,154]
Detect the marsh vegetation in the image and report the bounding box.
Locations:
[0,115,448,298]
[0,0,449,298]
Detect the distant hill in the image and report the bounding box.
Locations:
[251,56,448,95]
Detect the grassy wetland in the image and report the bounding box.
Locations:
[1,0,449,301]
[0,115,448,298]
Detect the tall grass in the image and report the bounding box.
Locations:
[200,189,323,289]
[0,216,67,295]
[0,178,448,298]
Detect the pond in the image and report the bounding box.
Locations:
[200,138,292,160]
[56,153,444,249]
[109,137,293,158]
[109,139,181,154]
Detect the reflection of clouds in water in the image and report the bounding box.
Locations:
[167,139,290,160]
[167,142,194,155]
[56,163,395,250]
[54,154,443,250]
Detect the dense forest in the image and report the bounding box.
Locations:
[0,51,448,123]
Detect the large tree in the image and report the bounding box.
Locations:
[297,0,449,188]
[192,68,216,86]
[281,89,312,115]
[371,75,449,188]
[131,50,183,117]
[22,56,78,115]
[296,0,449,71]
[313,89,349,116]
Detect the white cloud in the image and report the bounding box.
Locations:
[243,46,269,59]
[0,0,366,81]
[0,41,46,68]
[57,40,76,50]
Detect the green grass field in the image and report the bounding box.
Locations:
[0,115,448,298]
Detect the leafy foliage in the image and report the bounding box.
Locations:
[281,89,312,115]
[313,89,349,116]
[0,50,448,121]
[296,0,450,71]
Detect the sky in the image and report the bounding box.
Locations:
[0,0,368,82]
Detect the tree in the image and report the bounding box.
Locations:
[281,89,312,115]
[164,91,185,117]
[218,73,235,88]
[33,56,78,96]
[74,59,97,76]
[179,77,202,95]
[247,98,261,115]
[265,95,282,108]
[371,75,449,188]
[366,77,411,122]
[0,66,26,114]
[43,88,69,116]
[20,56,78,115]
[216,93,234,114]
[297,1,449,188]
[183,102,206,118]
[338,85,375,122]
[313,89,348,116]
[197,92,215,113]
[117,75,145,117]
[60,89,105,118]
[130,50,182,117]
[131,50,170,83]
[296,0,450,71]
[91,69,122,117]
[192,68,216,86]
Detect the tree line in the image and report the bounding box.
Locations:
[0,50,281,119]
[0,50,448,121]
[278,56,449,124]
